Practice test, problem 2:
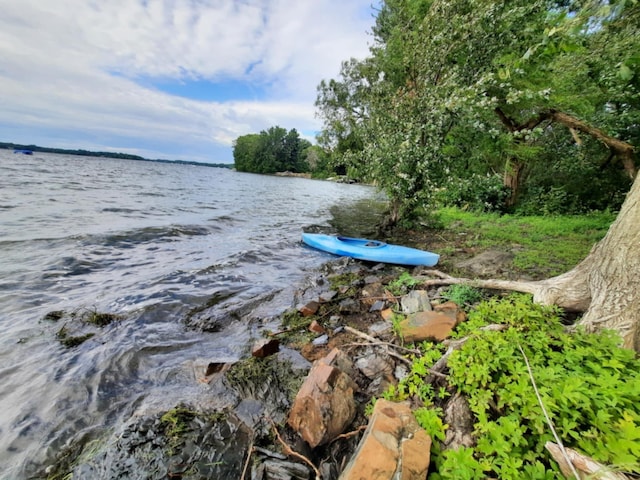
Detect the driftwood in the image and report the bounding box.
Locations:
[546,442,631,480]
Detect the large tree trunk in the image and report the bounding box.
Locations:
[534,171,640,350]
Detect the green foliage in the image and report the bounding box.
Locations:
[382,294,640,478]
[315,0,639,223]
[387,271,419,295]
[446,295,640,478]
[441,285,484,308]
[435,173,510,212]
[384,341,445,403]
[414,406,447,443]
[233,126,310,174]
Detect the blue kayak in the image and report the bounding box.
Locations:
[301,233,439,266]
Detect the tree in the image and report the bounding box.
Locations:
[232,126,312,174]
[233,134,261,172]
[316,0,639,219]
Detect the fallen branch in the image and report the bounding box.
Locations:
[546,442,631,480]
[270,420,321,480]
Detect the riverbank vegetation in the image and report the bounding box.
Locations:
[315,0,638,222]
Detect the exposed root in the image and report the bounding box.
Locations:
[270,420,321,480]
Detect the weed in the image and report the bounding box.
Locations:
[387,271,419,296]
[56,325,95,348]
[441,284,483,307]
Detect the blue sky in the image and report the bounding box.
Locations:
[0,0,377,163]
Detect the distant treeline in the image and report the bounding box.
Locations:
[1,142,232,169]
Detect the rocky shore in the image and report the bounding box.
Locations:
[47,254,483,479]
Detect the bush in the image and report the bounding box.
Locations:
[435,174,509,213]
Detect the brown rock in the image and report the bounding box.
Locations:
[398,311,456,343]
[251,338,280,358]
[288,349,357,447]
[434,300,467,325]
[309,319,325,334]
[380,308,395,321]
[298,300,320,317]
[339,399,431,480]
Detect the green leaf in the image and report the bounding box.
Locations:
[619,63,634,81]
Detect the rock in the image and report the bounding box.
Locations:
[252,338,280,358]
[380,308,395,321]
[312,334,329,346]
[319,290,337,302]
[298,300,320,317]
[455,249,514,276]
[443,393,475,450]
[205,362,226,376]
[355,351,394,381]
[339,298,360,314]
[398,311,456,343]
[400,290,432,314]
[369,300,386,312]
[288,349,358,447]
[339,399,431,480]
[434,300,467,325]
[253,458,310,479]
[323,348,359,380]
[369,321,392,337]
[361,282,386,306]
[309,320,325,333]
[276,348,312,372]
[355,350,394,395]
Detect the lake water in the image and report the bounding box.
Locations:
[0,151,380,478]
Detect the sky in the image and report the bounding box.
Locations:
[0,0,377,163]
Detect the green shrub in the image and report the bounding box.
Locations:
[386,294,640,479]
[435,173,509,213]
[441,284,484,308]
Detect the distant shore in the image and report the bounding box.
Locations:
[0,142,233,169]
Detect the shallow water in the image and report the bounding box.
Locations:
[0,151,381,478]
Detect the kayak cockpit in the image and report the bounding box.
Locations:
[337,236,386,248]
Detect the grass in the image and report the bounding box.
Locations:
[434,207,615,277]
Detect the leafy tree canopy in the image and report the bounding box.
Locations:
[316,0,639,222]
[233,126,312,174]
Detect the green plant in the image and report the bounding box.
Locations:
[445,295,640,478]
[384,294,640,479]
[387,271,419,296]
[441,284,484,307]
[414,407,447,443]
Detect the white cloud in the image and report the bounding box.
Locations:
[0,0,375,161]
